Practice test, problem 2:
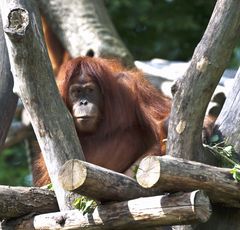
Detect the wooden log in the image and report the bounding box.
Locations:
[0,9,18,147]
[136,155,240,208]
[1,0,85,210]
[0,185,58,219]
[58,159,159,202]
[2,191,211,229]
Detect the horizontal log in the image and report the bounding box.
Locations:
[136,155,240,208]
[58,159,159,202]
[0,185,58,219]
[2,190,211,229]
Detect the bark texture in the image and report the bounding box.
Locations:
[215,67,240,155]
[37,0,134,66]
[59,159,160,202]
[136,156,240,208]
[0,185,58,220]
[2,191,211,230]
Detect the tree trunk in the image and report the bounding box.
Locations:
[166,0,240,229]
[37,0,134,67]
[1,0,85,210]
[167,0,240,163]
[0,10,18,147]
[136,155,240,208]
[0,185,58,219]
[215,67,240,154]
[200,64,240,230]
[2,191,211,230]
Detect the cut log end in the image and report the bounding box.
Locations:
[193,190,212,223]
[136,156,160,188]
[4,8,29,38]
[58,159,87,191]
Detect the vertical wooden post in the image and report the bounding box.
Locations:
[1,0,85,210]
[0,10,18,147]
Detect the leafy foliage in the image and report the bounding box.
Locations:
[73,196,98,215]
[106,0,217,61]
[0,143,31,186]
[204,140,240,182]
[230,165,240,182]
[47,183,54,191]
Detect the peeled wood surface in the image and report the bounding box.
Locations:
[1,0,85,210]
[0,185,58,219]
[59,159,160,202]
[6,191,210,230]
[136,156,240,208]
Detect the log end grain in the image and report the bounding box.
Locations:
[4,8,29,38]
[193,190,212,223]
[58,159,87,191]
[136,156,160,188]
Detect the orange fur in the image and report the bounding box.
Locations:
[33,57,171,186]
[42,17,70,76]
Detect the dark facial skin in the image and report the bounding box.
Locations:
[68,75,103,133]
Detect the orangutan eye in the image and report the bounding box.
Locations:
[73,88,80,95]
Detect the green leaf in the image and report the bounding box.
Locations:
[47,183,54,191]
[223,146,233,156]
[73,197,82,209]
[73,196,97,215]
[230,165,240,182]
